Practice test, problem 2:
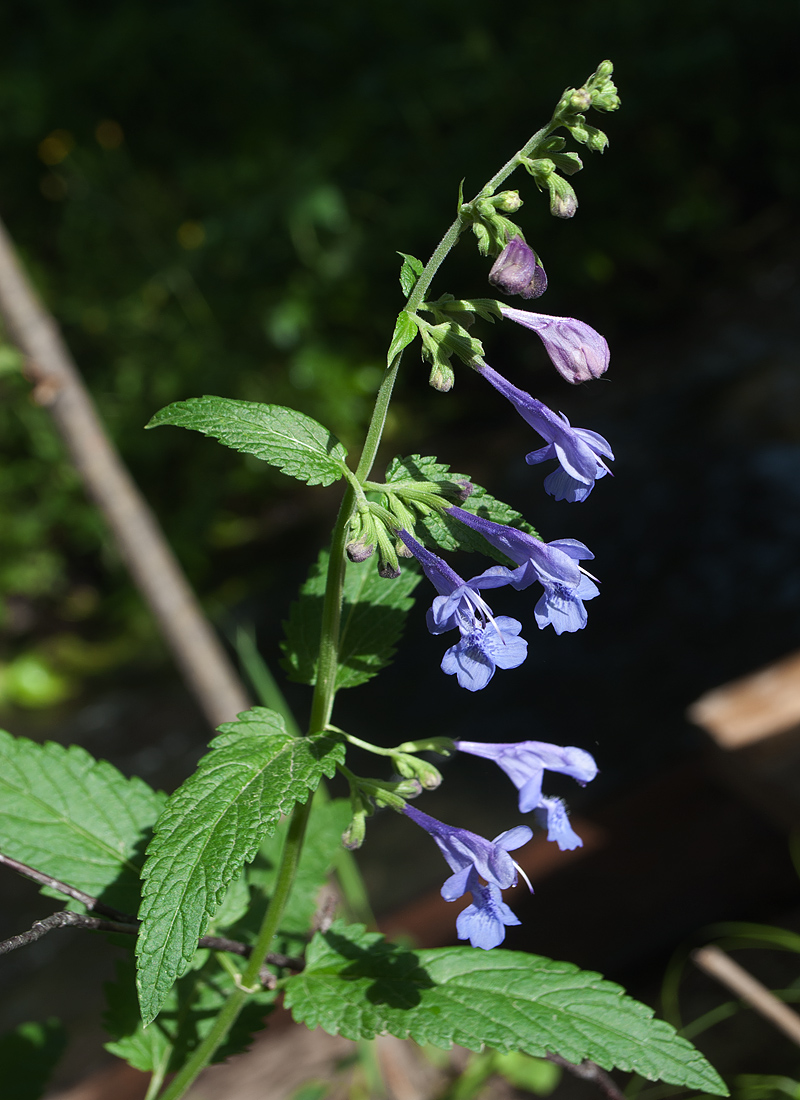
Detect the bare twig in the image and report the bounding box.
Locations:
[0,214,251,729]
[0,851,304,972]
[693,944,800,1048]
[546,1053,627,1100]
[0,851,132,921]
[0,909,139,955]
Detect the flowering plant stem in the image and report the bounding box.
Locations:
[151,119,563,1100]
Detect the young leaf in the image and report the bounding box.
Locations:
[281,550,421,690]
[398,252,424,298]
[136,708,344,1024]
[385,454,539,561]
[0,1019,68,1100]
[387,310,419,365]
[105,956,275,1073]
[147,397,349,487]
[284,922,728,1097]
[0,730,164,914]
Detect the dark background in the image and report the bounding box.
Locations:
[1,1,799,1094]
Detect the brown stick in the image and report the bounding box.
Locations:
[0,214,250,729]
[693,944,800,1048]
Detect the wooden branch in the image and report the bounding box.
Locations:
[0,214,250,729]
[0,851,304,976]
[693,944,800,1048]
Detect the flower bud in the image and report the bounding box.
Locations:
[342,808,368,850]
[570,89,592,112]
[488,237,547,300]
[429,360,455,392]
[346,538,374,563]
[492,190,523,213]
[547,176,578,219]
[378,559,401,579]
[393,752,444,790]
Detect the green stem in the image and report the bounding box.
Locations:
[157,800,313,1100]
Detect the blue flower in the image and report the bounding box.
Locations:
[397,529,528,690]
[498,305,609,384]
[456,867,522,950]
[403,803,532,897]
[403,804,531,948]
[447,508,599,635]
[475,363,613,502]
[454,739,598,851]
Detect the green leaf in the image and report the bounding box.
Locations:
[398,253,424,298]
[387,310,419,365]
[281,550,422,690]
[136,708,345,1023]
[147,397,349,487]
[105,956,275,1073]
[385,455,539,562]
[0,730,164,914]
[284,923,728,1097]
[0,1019,68,1100]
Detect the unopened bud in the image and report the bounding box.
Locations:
[346,539,374,563]
[378,560,401,579]
[489,236,547,300]
[428,360,455,392]
[492,190,523,213]
[547,176,578,219]
[342,810,367,850]
[570,89,592,112]
[455,479,474,500]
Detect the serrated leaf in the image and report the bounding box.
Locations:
[398,253,424,298]
[105,955,275,1073]
[385,455,539,563]
[147,397,349,487]
[281,550,421,690]
[0,730,164,914]
[284,922,728,1097]
[136,708,345,1023]
[0,1019,68,1100]
[387,310,419,365]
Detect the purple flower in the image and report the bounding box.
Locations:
[488,237,547,300]
[456,868,522,950]
[447,507,599,635]
[454,739,598,851]
[397,529,528,690]
[499,305,609,384]
[476,363,613,502]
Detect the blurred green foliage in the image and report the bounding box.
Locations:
[0,0,797,702]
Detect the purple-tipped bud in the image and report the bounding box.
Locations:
[455,479,474,501]
[499,306,609,384]
[378,560,401,579]
[489,237,547,300]
[346,539,375,563]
